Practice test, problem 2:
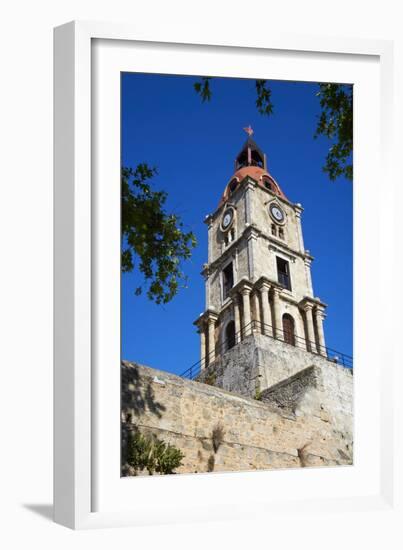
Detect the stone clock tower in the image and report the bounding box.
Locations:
[194,131,330,396]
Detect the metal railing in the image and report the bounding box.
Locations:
[180,319,353,381]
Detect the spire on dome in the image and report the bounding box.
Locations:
[235,129,267,171]
[217,131,287,208]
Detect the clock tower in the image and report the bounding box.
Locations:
[194,131,329,396]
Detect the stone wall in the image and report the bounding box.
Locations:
[121,359,353,476]
[198,332,353,402]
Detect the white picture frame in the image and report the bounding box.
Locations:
[54,21,396,530]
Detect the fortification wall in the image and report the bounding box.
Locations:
[121,360,353,476]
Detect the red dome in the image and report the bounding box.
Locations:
[218,165,287,208]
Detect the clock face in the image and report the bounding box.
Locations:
[221,208,234,230]
[269,203,284,223]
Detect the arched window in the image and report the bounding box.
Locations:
[222,263,234,300]
[251,150,263,167]
[264,178,281,196]
[225,321,236,351]
[229,179,238,193]
[282,314,295,346]
[236,151,248,169]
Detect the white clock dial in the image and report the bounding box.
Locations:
[221,208,234,231]
[269,204,284,223]
[223,213,231,227]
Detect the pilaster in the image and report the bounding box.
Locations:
[303,253,314,297]
[246,226,259,282]
[294,203,305,253]
[243,176,257,225]
[205,214,214,263]
[272,286,283,340]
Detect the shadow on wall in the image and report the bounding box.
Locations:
[121,361,166,419]
[121,362,173,476]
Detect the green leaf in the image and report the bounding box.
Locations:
[255,80,274,116]
[126,430,184,475]
[193,77,212,103]
[122,163,197,304]
[314,83,353,181]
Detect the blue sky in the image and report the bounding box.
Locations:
[121,73,353,375]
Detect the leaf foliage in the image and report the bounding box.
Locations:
[122,164,197,304]
[193,77,212,102]
[255,79,274,116]
[126,430,185,475]
[314,83,353,180]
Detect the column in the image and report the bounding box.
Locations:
[314,308,327,356]
[206,216,213,263]
[259,283,272,336]
[304,257,314,297]
[204,273,210,310]
[303,303,315,352]
[199,326,206,370]
[207,317,216,364]
[252,292,261,333]
[247,235,254,281]
[233,296,241,343]
[272,287,282,340]
[241,287,252,336]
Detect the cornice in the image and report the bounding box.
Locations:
[193,308,219,326]
[264,233,313,262]
[229,222,312,262]
[280,291,300,306]
[196,282,329,324]
[202,244,238,275]
[255,275,282,292]
[299,296,328,310]
[230,277,254,295]
[219,297,235,314]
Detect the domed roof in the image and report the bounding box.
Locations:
[218,165,288,208]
